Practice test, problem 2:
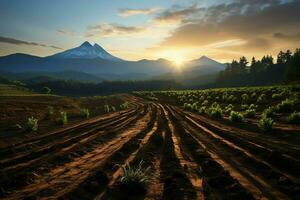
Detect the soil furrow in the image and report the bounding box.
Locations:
[2,103,153,200]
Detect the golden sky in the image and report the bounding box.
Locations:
[1,0,300,63]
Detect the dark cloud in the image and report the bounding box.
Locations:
[273,32,300,41]
[155,4,203,24]
[119,8,158,17]
[86,23,144,37]
[159,0,300,52]
[0,36,62,49]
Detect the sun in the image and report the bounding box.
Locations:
[173,57,184,67]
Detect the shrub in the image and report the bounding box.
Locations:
[241,104,249,111]
[262,106,276,117]
[202,100,209,106]
[241,94,249,102]
[210,106,223,119]
[80,108,90,119]
[191,102,198,111]
[27,116,38,132]
[120,102,129,109]
[59,111,68,125]
[198,106,206,114]
[251,92,257,99]
[248,104,257,110]
[244,109,256,118]
[42,86,51,94]
[276,99,294,113]
[224,104,234,114]
[272,93,281,100]
[259,114,274,131]
[229,111,244,123]
[120,161,151,187]
[287,112,300,124]
[257,94,267,103]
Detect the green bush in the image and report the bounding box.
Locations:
[287,112,300,124]
[257,94,267,103]
[202,100,209,106]
[209,106,223,119]
[244,109,256,118]
[27,116,38,132]
[259,114,274,131]
[198,106,206,114]
[272,93,281,100]
[276,99,294,113]
[262,106,276,117]
[59,111,68,125]
[229,111,244,122]
[224,104,234,114]
[241,94,249,102]
[80,108,90,119]
[241,104,249,111]
[248,104,257,110]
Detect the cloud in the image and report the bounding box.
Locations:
[57,29,76,36]
[119,8,159,17]
[0,36,62,49]
[273,32,300,41]
[158,0,300,54]
[86,23,145,37]
[154,4,203,24]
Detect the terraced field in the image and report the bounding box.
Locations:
[0,95,299,200]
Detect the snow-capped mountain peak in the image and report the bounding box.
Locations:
[49,41,122,61]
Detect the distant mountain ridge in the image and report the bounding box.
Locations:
[0,41,225,85]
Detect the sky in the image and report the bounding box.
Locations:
[0,0,300,63]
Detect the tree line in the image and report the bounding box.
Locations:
[216,49,300,87]
[27,79,183,96]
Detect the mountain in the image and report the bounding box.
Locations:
[49,41,122,61]
[0,42,225,86]
[185,56,226,73]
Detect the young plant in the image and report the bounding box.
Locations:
[120,102,129,109]
[262,106,276,118]
[229,111,244,123]
[104,104,110,113]
[276,99,294,113]
[80,108,90,119]
[27,116,38,132]
[241,94,249,103]
[120,160,151,187]
[287,112,300,124]
[198,106,207,114]
[111,106,116,112]
[209,105,223,119]
[259,114,274,131]
[257,94,266,103]
[59,111,68,125]
[224,104,234,114]
[244,109,256,118]
[47,106,54,116]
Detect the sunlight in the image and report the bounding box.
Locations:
[173,57,185,68]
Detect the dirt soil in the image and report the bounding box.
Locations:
[0,95,299,200]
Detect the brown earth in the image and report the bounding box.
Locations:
[0,95,299,200]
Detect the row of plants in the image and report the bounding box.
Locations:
[26,101,130,132]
